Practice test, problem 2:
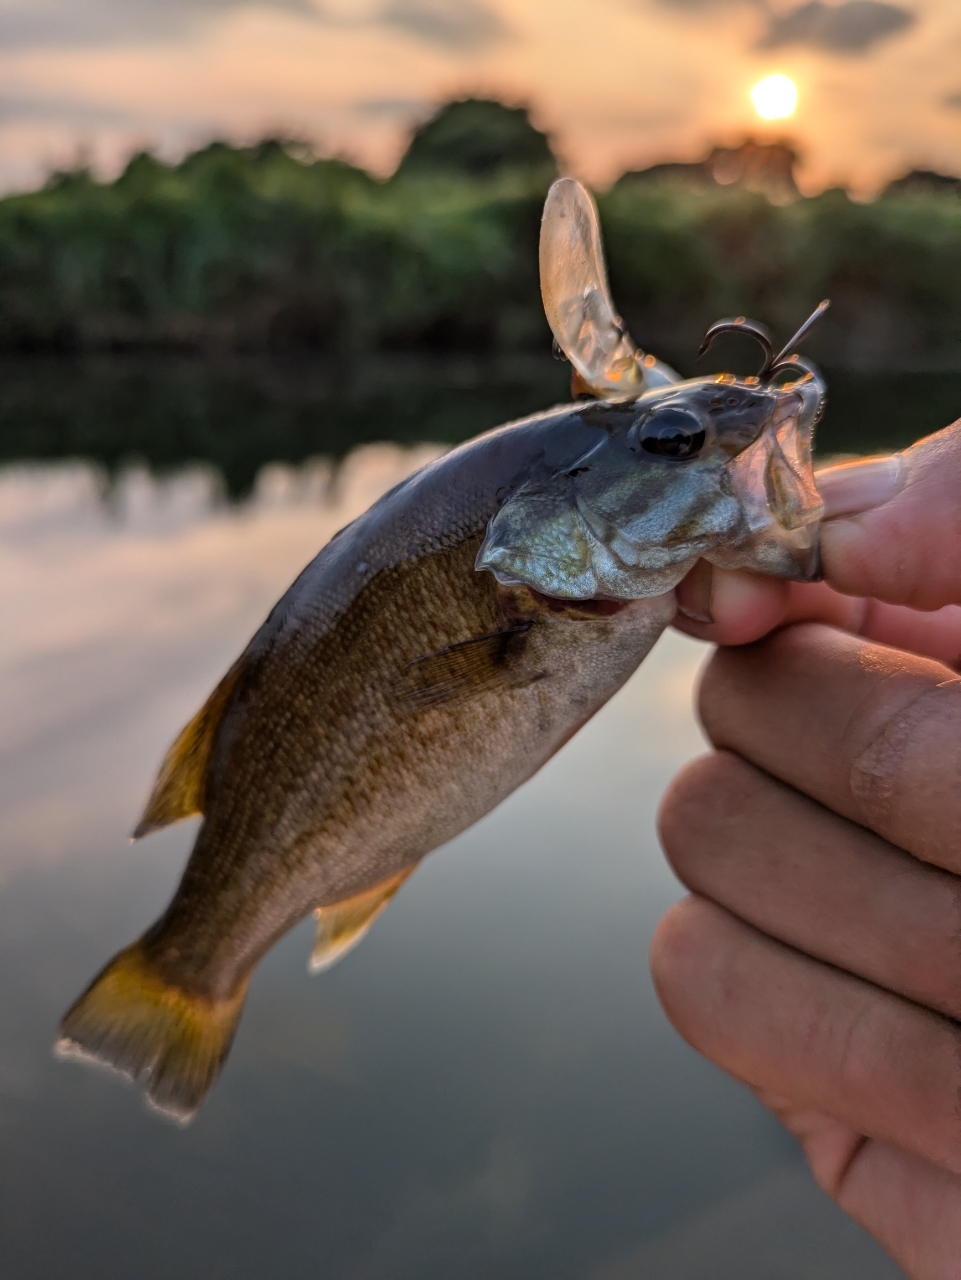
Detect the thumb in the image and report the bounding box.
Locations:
[819,420,961,611]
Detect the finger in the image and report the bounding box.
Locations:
[699,623,961,871]
[658,752,961,1020]
[757,1095,961,1280]
[818,424,961,609]
[675,570,857,647]
[675,565,961,665]
[856,597,961,668]
[677,422,961,647]
[649,897,961,1175]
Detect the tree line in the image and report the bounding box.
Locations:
[1,99,958,373]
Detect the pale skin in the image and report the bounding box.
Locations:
[654,421,961,1278]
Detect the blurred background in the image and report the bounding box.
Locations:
[1,0,960,486]
[0,1,957,1276]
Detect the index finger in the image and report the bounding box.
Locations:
[675,571,961,667]
[819,421,961,608]
[675,418,961,654]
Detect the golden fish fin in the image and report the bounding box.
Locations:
[309,866,418,974]
[55,940,248,1123]
[389,625,533,711]
[133,657,248,839]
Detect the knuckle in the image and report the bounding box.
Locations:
[656,756,715,852]
[657,752,754,877]
[847,679,961,859]
[948,880,961,1020]
[695,647,739,737]
[937,1026,961,1172]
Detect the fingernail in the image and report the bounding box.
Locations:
[676,559,714,623]
[816,455,904,519]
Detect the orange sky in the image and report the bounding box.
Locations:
[1,0,959,195]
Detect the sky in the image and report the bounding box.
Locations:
[0,0,959,196]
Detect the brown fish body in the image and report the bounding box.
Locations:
[56,404,675,1118]
[145,544,670,1003]
[146,418,673,998]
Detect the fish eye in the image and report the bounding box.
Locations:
[637,407,706,460]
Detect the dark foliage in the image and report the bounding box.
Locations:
[0,102,958,372]
[394,98,557,182]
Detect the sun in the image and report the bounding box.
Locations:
[751,74,798,120]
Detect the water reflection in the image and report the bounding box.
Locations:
[0,354,569,497]
[0,455,903,1278]
[2,352,960,497]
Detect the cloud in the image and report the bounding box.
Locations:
[0,94,140,126]
[377,0,508,51]
[759,1,916,53]
[0,0,315,49]
[944,91,961,111]
[353,1137,534,1278]
[351,97,434,118]
[0,0,506,54]
[653,0,760,8]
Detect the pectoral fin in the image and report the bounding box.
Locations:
[133,656,248,839]
[389,625,533,710]
[310,867,417,973]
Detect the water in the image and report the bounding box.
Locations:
[0,438,907,1279]
[2,352,960,495]
[0,354,570,498]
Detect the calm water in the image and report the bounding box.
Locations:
[2,352,960,494]
[0,353,937,1278]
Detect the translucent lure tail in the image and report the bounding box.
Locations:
[55,941,247,1123]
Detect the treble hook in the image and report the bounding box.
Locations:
[697,300,831,383]
[698,316,775,378]
[769,299,831,374]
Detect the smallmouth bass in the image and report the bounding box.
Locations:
[56,180,828,1120]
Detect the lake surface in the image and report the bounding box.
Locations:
[2,352,960,494]
[0,439,908,1279]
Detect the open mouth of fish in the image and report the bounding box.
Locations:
[476,371,825,602]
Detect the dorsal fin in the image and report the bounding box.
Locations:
[132,656,248,839]
[309,866,418,973]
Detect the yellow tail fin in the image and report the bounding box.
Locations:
[55,941,247,1123]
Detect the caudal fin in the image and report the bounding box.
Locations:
[55,941,247,1123]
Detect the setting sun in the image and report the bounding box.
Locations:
[751,74,798,120]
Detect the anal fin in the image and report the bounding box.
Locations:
[310,866,417,974]
[133,656,248,839]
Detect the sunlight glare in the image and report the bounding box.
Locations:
[751,75,798,120]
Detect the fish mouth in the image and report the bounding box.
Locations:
[478,372,828,599]
[769,524,822,581]
[496,579,634,617]
[795,537,822,581]
[709,383,825,582]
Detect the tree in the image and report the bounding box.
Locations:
[394,98,558,182]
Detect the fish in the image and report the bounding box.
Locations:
[55,178,828,1121]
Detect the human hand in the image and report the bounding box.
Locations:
[652,422,961,1277]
